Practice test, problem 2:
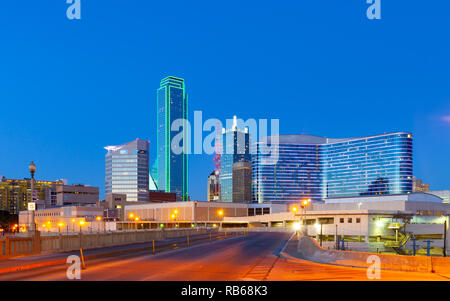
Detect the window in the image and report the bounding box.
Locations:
[340,218,344,223]
[348,218,352,223]
[356,218,361,223]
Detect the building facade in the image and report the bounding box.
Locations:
[157,76,188,200]
[429,190,450,204]
[105,138,150,202]
[56,184,99,206]
[413,177,430,193]
[219,116,251,203]
[0,178,63,214]
[232,161,252,203]
[252,132,413,203]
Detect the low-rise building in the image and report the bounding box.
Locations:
[56,184,99,206]
[223,193,450,253]
[115,201,282,230]
[429,190,450,204]
[19,206,105,233]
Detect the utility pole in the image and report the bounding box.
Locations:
[320,222,323,247]
[335,224,339,250]
[28,162,37,233]
[444,219,447,257]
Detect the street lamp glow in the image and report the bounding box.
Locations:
[135,217,140,221]
[301,199,311,207]
[57,222,64,227]
[376,220,384,228]
[79,220,86,226]
[174,209,179,215]
[129,213,135,219]
[217,209,224,216]
[291,206,298,213]
[96,216,102,221]
[293,222,301,231]
[314,222,321,231]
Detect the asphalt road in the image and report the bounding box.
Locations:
[0,232,447,281]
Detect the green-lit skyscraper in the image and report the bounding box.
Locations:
[157,76,188,200]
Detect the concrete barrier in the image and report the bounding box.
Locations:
[0,228,208,260]
[295,236,443,273]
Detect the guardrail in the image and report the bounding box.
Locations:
[221,227,293,233]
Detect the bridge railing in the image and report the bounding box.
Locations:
[0,228,210,260]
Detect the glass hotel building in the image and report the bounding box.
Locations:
[252,132,413,203]
[105,139,150,202]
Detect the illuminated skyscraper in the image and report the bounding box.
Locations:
[219,116,251,203]
[157,76,188,200]
[105,139,149,202]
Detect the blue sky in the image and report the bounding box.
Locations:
[0,0,449,201]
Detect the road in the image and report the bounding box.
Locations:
[0,232,447,281]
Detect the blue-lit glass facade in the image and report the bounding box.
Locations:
[252,133,413,203]
[105,139,149,202]
[219,120,251,203]
[157,76,188,200]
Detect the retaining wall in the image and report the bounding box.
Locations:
[296,236,450,273]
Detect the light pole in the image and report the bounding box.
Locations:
[28,161,37,233]
[300,199,311,236]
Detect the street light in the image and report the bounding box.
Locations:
[28,161,37,232]
[299,199,311,235]
[57,222,64,233]
[79,219,86,232]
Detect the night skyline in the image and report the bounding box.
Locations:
[0,1,449,202]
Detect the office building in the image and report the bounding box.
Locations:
[56,184,99,206]
[0,177,63,214]
[252,132,413,203]
[105,138,150,202]
[413,177,430,193]
[232,161,252,203]
[157,76,188,200]
[219,116,251,203]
